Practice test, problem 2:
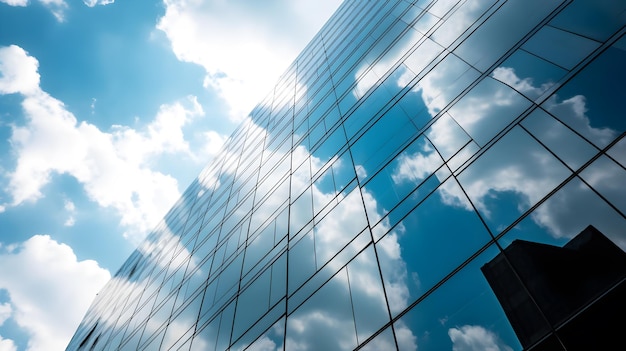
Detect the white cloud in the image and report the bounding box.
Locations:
[446,77,529,146]
[447,128,569,219]
[0,303,11,326]
[448,325,512,351]
[64,200,75,212]
[201,130,228,161]
[391,64,620,243]
[179,117,416,351]
[543,94,616,148]
[111,95,202,163]
[0,0,113,24]
[247,124,417,350]
[8,93,196,242]
[530,164,626,249]
[355,164,367,180]
[312,189,368,265]
[63,200,76,227]
[392,142,443,185]
[0,0,69,22]
[34,0,68,22]
[243,335,277,351]
[352,0,500,103]
[157,0,342,122]
[0,336,17,351]
[0,0,28,6]
[491,67,553,100]
[0,45,208,243]
[137,225,196,272]
[395,322,419,351]
[376,231,410,314]
[79,276,142,331]
[83,0,113,7]
[0,235,110,351]
[353,28,427,98]
[0,45,40,95]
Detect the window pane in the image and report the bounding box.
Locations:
[541,35,626,148]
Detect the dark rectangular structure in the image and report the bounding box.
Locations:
[482,226,626,350]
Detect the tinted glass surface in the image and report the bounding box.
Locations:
[67,1,626,350]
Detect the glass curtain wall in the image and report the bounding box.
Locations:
[67,0,626,350]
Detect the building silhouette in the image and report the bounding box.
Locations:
[482,225,626,350]
[67,0,626,350]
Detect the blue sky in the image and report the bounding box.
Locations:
[0,0,341,349]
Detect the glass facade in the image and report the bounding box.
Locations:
[67,0,626,350]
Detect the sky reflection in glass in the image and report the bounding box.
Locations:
[68,1,626,350]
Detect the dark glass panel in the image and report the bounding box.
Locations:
[522,25,600,70]
[541,35,626,148]
[454,0,564,72]
[550,0,626,42]
[243,224,275,275]
[232,268,271,342]
[270,252,287,307]
[370,166,446,243]
[351,100,419,180]
[491,44,567,101]
[395,244,523,351]
[430,0,498,49]
[377,177,491,317]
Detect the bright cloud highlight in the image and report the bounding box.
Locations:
[0,335,17,351]
[83,0,113,7]
[0,0,28,7]
[449,325,512,351]
[157,0,342,122]
[0,45,207,243]
[0,0,110,21]
[0,235,110,351]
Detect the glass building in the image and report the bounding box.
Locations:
[67,0,626,350]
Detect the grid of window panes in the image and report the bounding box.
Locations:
[67,0,626,350]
